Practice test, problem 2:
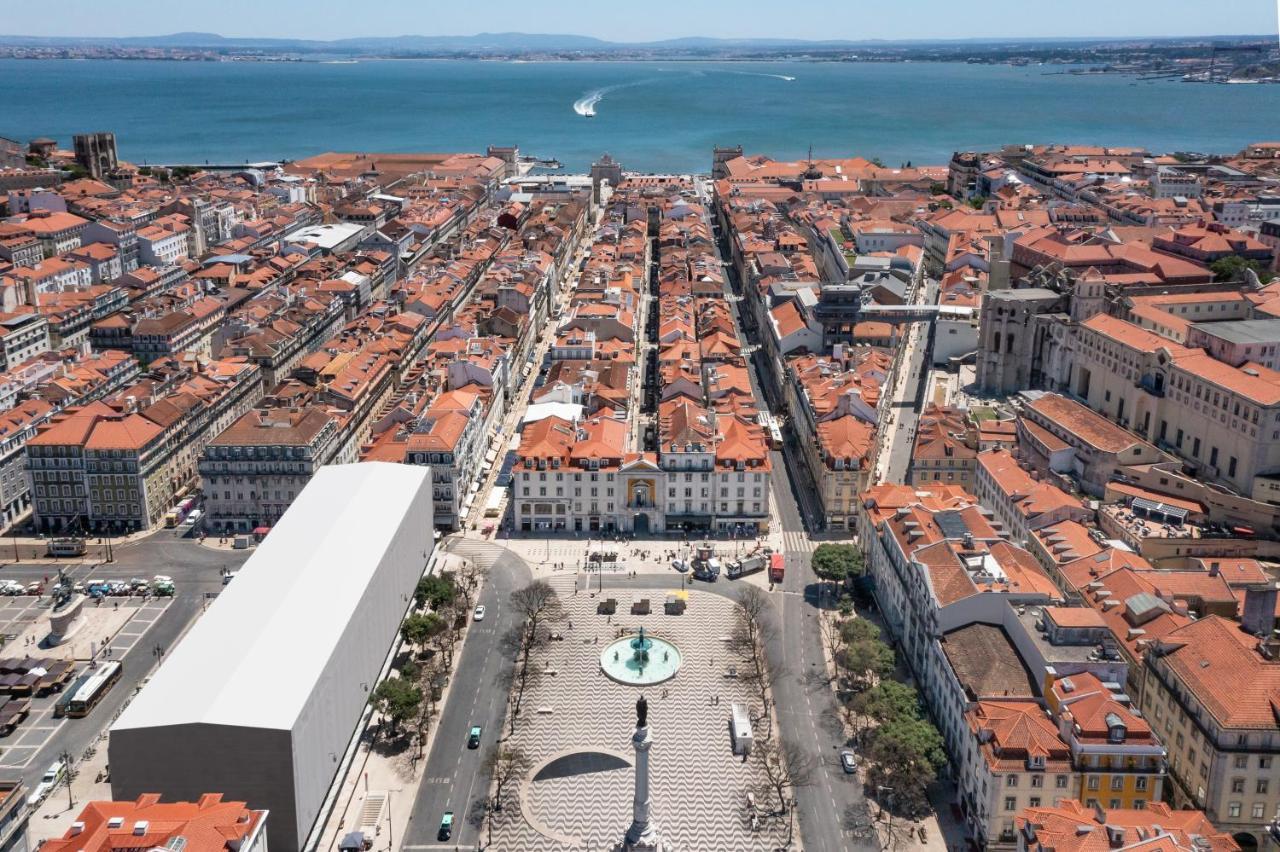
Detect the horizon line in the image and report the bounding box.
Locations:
[0,29,1276,45]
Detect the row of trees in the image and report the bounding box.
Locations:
[369,560,488,758]
[816,584,946,820]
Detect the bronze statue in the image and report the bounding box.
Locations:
[636,694,648,729]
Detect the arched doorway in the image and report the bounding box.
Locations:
[1232,833,1258,852]
[635,513,651,535]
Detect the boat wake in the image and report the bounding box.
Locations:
[721,70,797,82]
[572,78,661,117]
[571,69,794,118]
[573,88,609,116]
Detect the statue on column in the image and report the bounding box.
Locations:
[636,694,648,729]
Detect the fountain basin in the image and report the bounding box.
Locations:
[600,633,682,686]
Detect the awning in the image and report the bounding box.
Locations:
[253,526,271,535]
[1130,497,1187,523]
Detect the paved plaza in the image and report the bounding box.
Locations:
[488,575,792,851]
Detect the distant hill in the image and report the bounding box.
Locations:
[0,30,1271,54]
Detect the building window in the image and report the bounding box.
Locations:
[1004,797,1017,812]
[1055,776,1068,789]
[1233,778,1246,794]
[1258,780,1270,795]
[1031,776,1043,788]
[1111,776,1124,792]
[1135,777,1148,792]
[1087,776,1100,791]
[1253,803,1266,819]
[1229,802,1242,818]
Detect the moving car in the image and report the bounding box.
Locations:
[840,749,858,774]
[438,812,453,841]
[473,605,486,622]
[467,725,482,749]
[26,759,64,805]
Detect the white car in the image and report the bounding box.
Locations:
[473,605,486,622]
[26,759,64,805]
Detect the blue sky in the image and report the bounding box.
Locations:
[3,0,1277,42]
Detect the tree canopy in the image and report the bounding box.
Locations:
[370,676,422,733]
[811,543,865,585]
[402,611,447,648]
[1210,255,1270,284]
[416,572,457,609]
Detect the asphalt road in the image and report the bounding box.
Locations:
[703,182,872,851]
[0,531,248,792]
[402,539,531,850]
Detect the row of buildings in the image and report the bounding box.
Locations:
[848,140,1280,851]
[511,172,775,535]
[0,139,521,534]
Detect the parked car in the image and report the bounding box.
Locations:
[839,749,858,774]
[473,605,486,622]
[467,725,482,749]
[25,582,41,595]
[438,812,454,841]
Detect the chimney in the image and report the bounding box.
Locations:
[1241,583,1279,637]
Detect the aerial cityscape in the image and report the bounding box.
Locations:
[0,3,1278,852]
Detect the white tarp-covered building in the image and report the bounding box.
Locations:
[109,462,433,852]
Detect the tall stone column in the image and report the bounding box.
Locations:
[625,696,663,851]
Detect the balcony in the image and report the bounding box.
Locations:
[1137,375,1166,397]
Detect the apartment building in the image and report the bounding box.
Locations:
[1046,672,1167,810]
[0,399,53,530]
[403,389,488,530]
[910,405,978,489]
[199,405,350,534]
[1141,612,1280,850]
[974,449,1092,547]
[964,699,1075,849]
[41,793,268,852]
[28,359,262,532]
[1016,800,1238,852]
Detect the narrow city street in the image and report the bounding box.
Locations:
[702,180,874,850]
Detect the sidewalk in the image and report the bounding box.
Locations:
[313,551,477,852]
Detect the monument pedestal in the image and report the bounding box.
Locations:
[47,594,86,646]
[624,709,665,852]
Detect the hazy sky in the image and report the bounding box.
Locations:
[3,0,1278,41]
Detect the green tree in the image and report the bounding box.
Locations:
[846,680,921,740]
[370,676,421,735]
[837,639,895,690]
[968,196,988,210]
[866,714,946,817]
[401,611,446,651]
[839,618,880,646]
[415,572,457,609]
[1210,255,1268,283]
[811,543,865,592]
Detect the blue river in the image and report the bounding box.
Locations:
[1,58,1276,172]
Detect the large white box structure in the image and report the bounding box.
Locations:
[109,462,433,852]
